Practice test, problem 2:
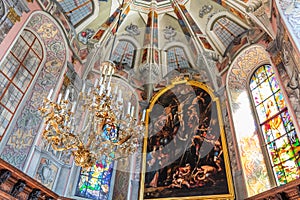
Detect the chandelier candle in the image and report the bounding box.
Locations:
[39,61,145,168]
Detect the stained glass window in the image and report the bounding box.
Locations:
[167,47,190,73]
[75,123,116,199]
[212,17,245,48]
[75,158,114,200]
[110,41,136,70]
[0,29,43,136]
[58,0,93,26]
[250,64,300,185]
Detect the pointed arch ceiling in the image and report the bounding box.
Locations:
[129,0,189,13]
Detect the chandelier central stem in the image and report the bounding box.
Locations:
[39,61,145,168]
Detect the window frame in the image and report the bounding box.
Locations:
[109,40,137,70]
[248,63,300,186]
[166,46,191,73]
[206,11,250,56]
[57,0,95,27]
[0,29,44,137]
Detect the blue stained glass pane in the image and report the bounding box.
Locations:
[213,17,246,48]
[265,64,273,76]
[58,0,92,26]
[269,75,280,93]
[274,165,286,185]
[75,158,114,200]
[274,91,285,110]
[281,110,294,132]
[289,131,299,146]
[77,175,88,194]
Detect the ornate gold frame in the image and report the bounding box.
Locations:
[139,80,235,200]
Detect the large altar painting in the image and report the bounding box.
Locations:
[140,80,234,199]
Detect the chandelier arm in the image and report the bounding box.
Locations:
[39,61,146,167]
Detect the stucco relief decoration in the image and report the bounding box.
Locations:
[246,0,265,17]
[278,53,300,125]
[37,23,58,39]
[78,28,95,44]
[139,63,160,83]
[0,13,66,170]
[47,41,65,57]
[199,4,213,18]
[44,60,62,77]
[279,0,300,39]
[7,129,34,150]
[112,161,130,199]
[223,113,238,172]
[125,23,140,36]
[16,106,41,130]
[163,26,176,41]
[228,46,269,89]
[35,158,58,189]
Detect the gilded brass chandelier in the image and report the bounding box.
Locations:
[39,61,145,168]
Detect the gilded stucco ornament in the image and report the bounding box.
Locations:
[7,7,20,24]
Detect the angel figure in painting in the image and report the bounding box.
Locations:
[193,165,217,186]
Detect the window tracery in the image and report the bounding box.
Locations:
[250,64,300,185]
[166,46,190,73]
[58,0,93,27]
[110,40,136,70]
[212,16,246,49]
[0,29,43,136]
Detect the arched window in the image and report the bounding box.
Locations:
[0,29,43,137]
[110,41,136,70]
[58,0,93,27]
[212,17,246,48]
[167,46,190,73]
[249,64,300,185]
[75,159,114,200]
